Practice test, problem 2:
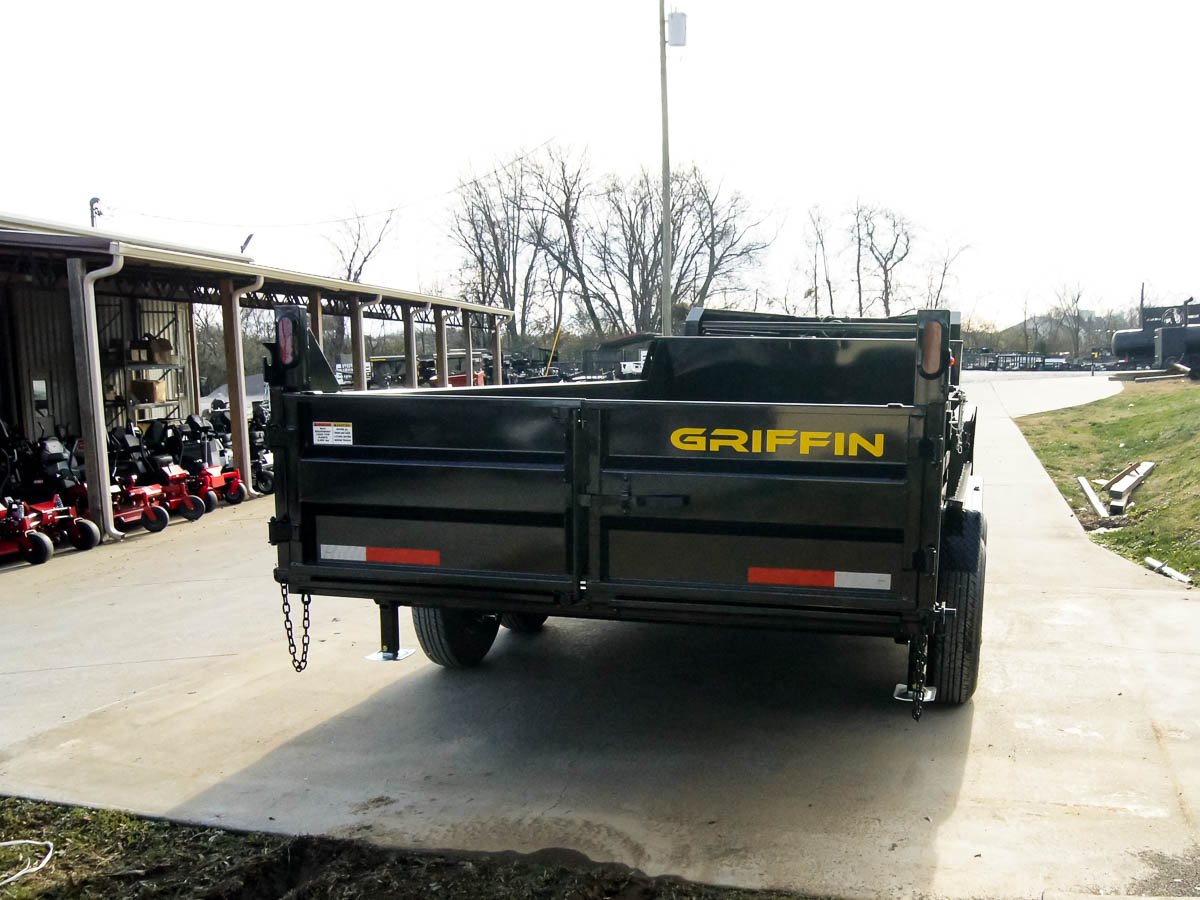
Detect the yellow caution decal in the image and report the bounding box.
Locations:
[670,427,885,458]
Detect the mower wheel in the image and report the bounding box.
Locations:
[180,494,205,522]
[24,531,54,565]
[70,518,101,551]
[226,482,248,505]
[142,504,170,533]
[203,490,219,513]
[255,469,275,494]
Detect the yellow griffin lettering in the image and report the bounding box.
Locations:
[669,427,885,458]
[670,427,708,451]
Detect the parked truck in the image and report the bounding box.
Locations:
[265,306,984,718]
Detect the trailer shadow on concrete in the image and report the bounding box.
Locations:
[170,616,974,895]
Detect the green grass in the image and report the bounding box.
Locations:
[1018,380,1200,578]
[1,797,817,899]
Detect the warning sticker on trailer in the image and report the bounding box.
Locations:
[312,421,354,445]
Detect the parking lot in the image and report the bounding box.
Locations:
[2,372,1197,898]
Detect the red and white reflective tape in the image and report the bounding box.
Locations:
[320,544,441,566]
[747,567,891,590]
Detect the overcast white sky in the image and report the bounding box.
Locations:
[5,1,1198,327]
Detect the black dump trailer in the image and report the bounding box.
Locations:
[266,307,984,717]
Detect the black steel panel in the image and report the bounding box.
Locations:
[642,337,915,405]
[598,403,912,465]
[298,458,567,513]
[604,527,909,597]
[594,469,912,529]
[315,515,567,576]
[297,392,577,453]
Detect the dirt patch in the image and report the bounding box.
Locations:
[1126,845,1200,897]
[0,797,816,899]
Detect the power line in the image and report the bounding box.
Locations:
[117,138,556,231]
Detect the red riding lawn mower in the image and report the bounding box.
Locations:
[101,428,174,532]
[0,423,100,565]
[140,421,206,521]
[180,414,248,510]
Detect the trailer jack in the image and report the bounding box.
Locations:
[367,600,415,661]
[894,632,936,719]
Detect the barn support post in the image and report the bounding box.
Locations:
[308,289,323,351]
[220,276,264,497]
[186,302,201,413]
[463,312,476,385]
[491,316,504,385]
[435,307,449,388]
[402,303,418,388]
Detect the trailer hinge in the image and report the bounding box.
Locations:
[268,516,299,545]
[912,544,937,573]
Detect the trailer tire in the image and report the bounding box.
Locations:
[499,613,548,633]
[180,495,205,522]
[932,510,986,705]
[70,518,101,550]
[142,504,170,533]
[24,531,54,565]
[412,607,499,668]
[203,490,219,513]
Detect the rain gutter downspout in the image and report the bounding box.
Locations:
[227,276,265,498]
[83,252,126,540]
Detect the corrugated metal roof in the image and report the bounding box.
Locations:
[0,212,513,319]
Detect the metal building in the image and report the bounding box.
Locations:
[0,213,513,541]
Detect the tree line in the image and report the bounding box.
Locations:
[450,147,771,340]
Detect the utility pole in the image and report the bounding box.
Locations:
[659,3,686,336]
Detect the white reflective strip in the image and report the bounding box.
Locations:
[320,543,366,561]
[834,571,892,590]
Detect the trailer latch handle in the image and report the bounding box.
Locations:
[634,494,690,509]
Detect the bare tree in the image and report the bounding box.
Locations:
[922,245,969,309]
[863,207,912,316]
[589,171,659,332]
[804,230,821,315]
[804,207,835,315]
[324,210,396,362]
[672,168,769,310]
[849,201,868,316]
[1053,284,1086,359]
[587,166,770,334]
[531,147,606,336]
[451,159,548,340]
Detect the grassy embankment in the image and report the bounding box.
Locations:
[0,798,813,900]
[1017,379,1200,578]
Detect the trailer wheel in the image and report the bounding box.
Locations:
[69,518,101,551]
[24,531,54,565]
[226,482,248,505]
[931,510,987,705]
[180,494,206,522]
[203,490,219,513]
[412,607,499,668]
[499,613,548,633]
[142,504,170,533]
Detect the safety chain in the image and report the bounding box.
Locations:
[911,633,929,721]
[280,583,311,673]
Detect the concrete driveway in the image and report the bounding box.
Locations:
[2,372,1196,898]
